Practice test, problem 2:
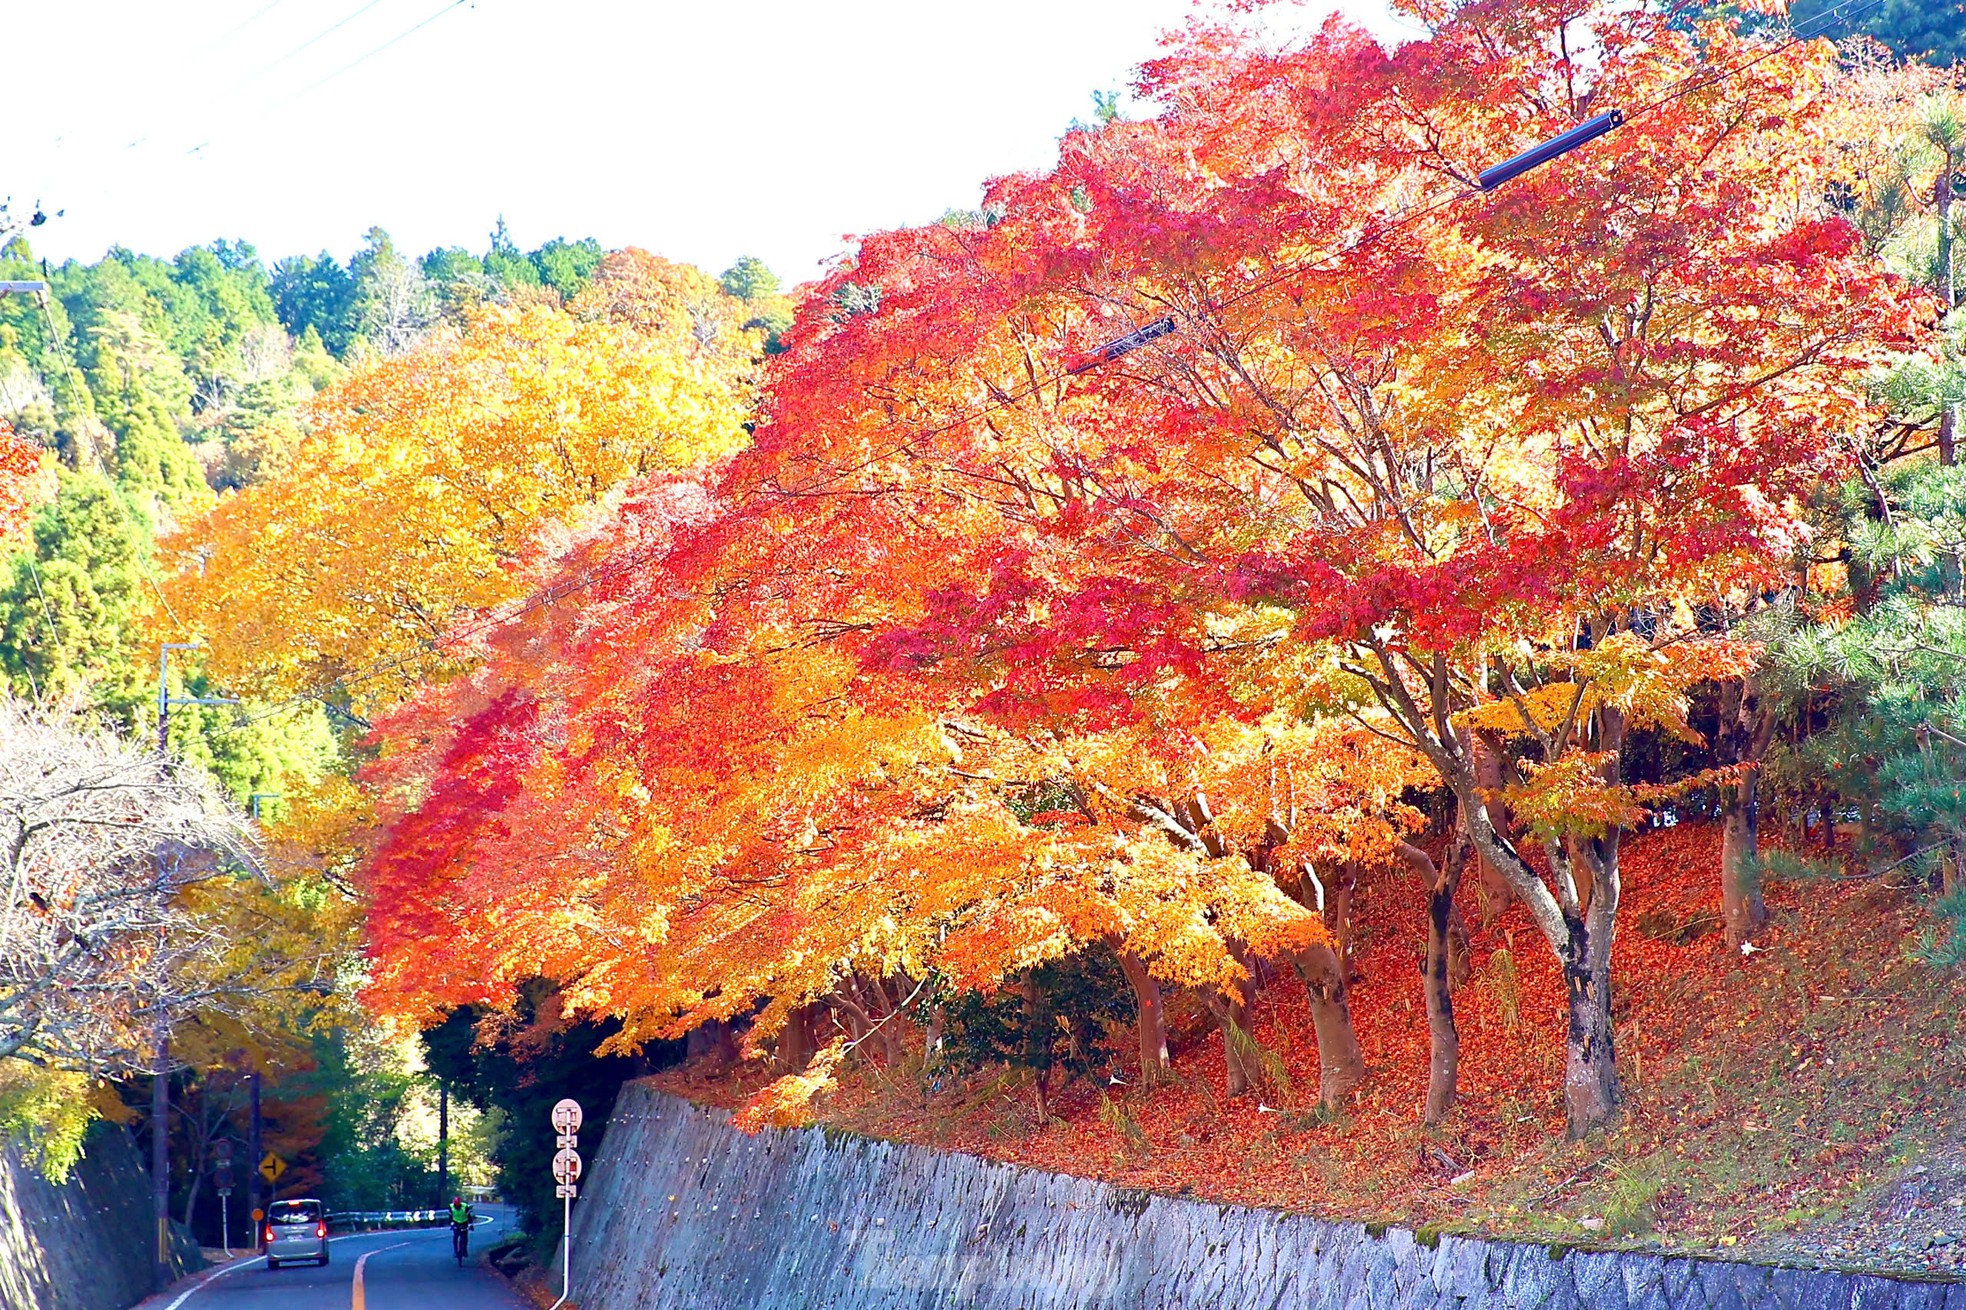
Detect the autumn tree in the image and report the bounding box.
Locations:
[706,0,1918,1135]
[0,697,251,1070]
[162,289,754,708]
[0,420,46,541]
[351,0,1923,1145]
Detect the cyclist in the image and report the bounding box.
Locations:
[449,1196,472,1263]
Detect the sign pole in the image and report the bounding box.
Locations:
[548,1098,582,1310]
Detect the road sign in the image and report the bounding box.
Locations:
[547,1105,583,1307]
[216,1187,232,1198]
[259,1152,286,1184]
[214,1140,233,1162]
[213,1164,233,1190]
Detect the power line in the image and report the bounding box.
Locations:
[176,0,396,153]
[189,0,297,60]
[245,0,391,83]
[284,0,473,103]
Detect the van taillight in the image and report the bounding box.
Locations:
[263,1226,274,1245]
[316,1221,327,1239]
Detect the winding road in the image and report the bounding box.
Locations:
[139,1207,530,1310]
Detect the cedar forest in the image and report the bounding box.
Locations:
[6,0,1966,1271]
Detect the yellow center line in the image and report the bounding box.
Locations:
[351,1241,408,1310]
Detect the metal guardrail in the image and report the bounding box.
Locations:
[325,1209,449,1231]
[323,1207,503,1232]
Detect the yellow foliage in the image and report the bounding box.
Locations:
[160,299,752,708]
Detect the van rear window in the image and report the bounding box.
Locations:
[268,1201,321,1224]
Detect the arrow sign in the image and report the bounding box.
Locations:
[550,1098,582,1134]
[551,1148,582,1185]
[258,1152,286,1184]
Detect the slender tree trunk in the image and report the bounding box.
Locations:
[1293,942,1364,1113]
[1720,774,1767,947]
[1328,862,1360,980]
[1207,984,1255,1097]
[1457,740,1625,1138]
[920,1003,945,1069]
[777,1005,816,1073]
[1559,909,1621,1135]
[1471,733,1517,922]
[1939,167,1956,313]
[1115,951,1170,1080]
[685,1019,739,1066]
[1397,840,1460,1125]
[1717,679,1775,948]
[1020,973,1051,1121]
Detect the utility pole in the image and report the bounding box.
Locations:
[437,1080,449,1206]
[152,1008,169,1290]
[151,643,239,1290]
[248,1072,263,1253]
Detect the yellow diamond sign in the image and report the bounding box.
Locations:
[259,1152,286,1184]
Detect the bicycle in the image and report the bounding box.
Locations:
[452,1219,469,1266]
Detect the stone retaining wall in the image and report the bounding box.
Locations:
[561,1081,1964,1310]
[0,1125,197,1310]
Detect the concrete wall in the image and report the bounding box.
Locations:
[562,1081,1965,1310]
[0,1126,197,1310]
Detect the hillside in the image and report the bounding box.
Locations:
[656,822,1966,1276]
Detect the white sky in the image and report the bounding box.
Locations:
[12,0,1417,285]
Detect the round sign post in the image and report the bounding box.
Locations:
[547,1099,582,1310]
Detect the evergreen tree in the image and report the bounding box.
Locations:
[529,237,602,301]
[271,252,360,357]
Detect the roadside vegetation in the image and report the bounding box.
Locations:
[5,0,1966,1265]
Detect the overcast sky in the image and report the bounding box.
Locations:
[13,0,1417,284]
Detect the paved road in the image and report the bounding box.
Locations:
[142,1207,530,1310]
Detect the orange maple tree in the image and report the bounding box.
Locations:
[0,420,49,543]
[358,0,1928,1140]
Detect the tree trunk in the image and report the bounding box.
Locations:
[1293,942,1364,1113]
[1716,678,1775,948]
[776,1005,816,1073]
[1328,862,1360,980]
[1206,985,1255,1097]
[920,1003,945,1069]
[1115,951,1170,1080]
[1021,973,1051,1121]
[1455,734,1625,1138]
[1397,840,1460,1125]
[1939,167,1956,312]
[1560,909,1621,1137]
[1720,775,1767,947]
[1471,732,1517,922]
[685,1019,739,1066]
